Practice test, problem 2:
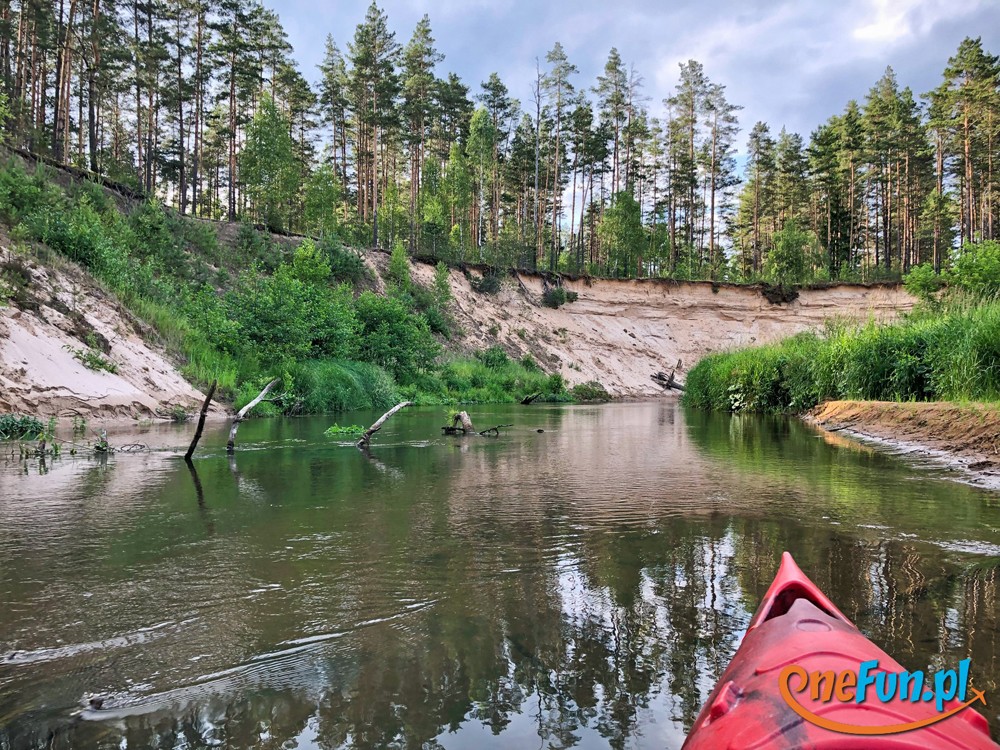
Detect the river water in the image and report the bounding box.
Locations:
[0,402,998,749]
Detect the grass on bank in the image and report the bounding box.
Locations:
[0,159,575,414]
[684,298,1000,413]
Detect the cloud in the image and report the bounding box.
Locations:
[263,0,1000,151]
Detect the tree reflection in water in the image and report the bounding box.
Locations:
[1,404,997,749]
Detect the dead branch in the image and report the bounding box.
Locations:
[651,369,685,392]
[227,378,280,454]
[454,411,475,432]
[357,401,412,448]
[479,424,513,436]
[520,392,542,405]
[184,380,217,462]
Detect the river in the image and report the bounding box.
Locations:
[1,402,998,748]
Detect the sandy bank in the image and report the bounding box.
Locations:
[0,245,213,420]
[808,400,1000,489]
[404,259,916,397]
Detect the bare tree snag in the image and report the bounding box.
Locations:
[520,392,542,405]
[227,378,279,454]
[453,411,475,432]
[479,424,513,436]
[651,369,685,392]
[184,379,217,462]
[357,401,412,449]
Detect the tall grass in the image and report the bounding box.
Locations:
[684,300,1000,412]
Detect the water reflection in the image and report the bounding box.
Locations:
[0,403,998,749]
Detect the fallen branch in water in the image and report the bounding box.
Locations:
[651,369,685,392]
[442,411,477,434]
[357,401,412,448]
[520,392,542,405]
[478,424,513,436]
[227,378,280,454]
[184,380,217,462]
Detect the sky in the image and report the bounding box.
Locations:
[264,0,1000,150]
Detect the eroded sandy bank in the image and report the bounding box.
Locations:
[808,400,1000,489]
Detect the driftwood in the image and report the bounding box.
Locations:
[184,380,217,462]
[520,392,542,405]
[442,411,513,437]
[227,378,280,453]
[357,401,412,448]
[442,411,479,435]
[478,424,513,436]
[652,369,686,392]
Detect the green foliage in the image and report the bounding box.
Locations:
[598,191,645,278]
[571,380,611,402]
[949,241,1000,299]
[685,302,1000,412]
[904,263,945,303]
[291,359,400,414]
[433,262,452,305]
[324,423,366,436]
[404,355,568,405]
[64,334,119,373]
[765,219,815,285]
[542,286,579,309]
[321,236,366,284]
[240,93,300,232]
[303,163,341,237]
[352,291,439,381]
[388,240,411,289]
[0,414,44,440]
[474,345,509,369]
[471,269,502,294]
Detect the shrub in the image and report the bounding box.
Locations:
[475,345,509,370]
[388,240,410,290]
[322,236,366,284]
[571,380,611,402]
[352,291,439,382]
[542,286,579,308]
[0,414,44,440]
[949,241,1000,299]
[904,263,945,303]
[472,269,502,294]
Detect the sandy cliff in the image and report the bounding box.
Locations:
[0,243,916,418]
[0,245,210,418]
[408,259,916,397]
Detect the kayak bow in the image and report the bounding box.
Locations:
[683,552,999,749]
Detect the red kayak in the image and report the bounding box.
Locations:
[683,552,999,749]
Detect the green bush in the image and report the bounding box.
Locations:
[322,236,366,284]
[475,345,509,370]
[0,414,44,440]
[571,380,611,402]
[472,270,502,294]
[542,286,579,309]
[352,291,439,382]
[949,241,1000,299]
[904,263,945,303]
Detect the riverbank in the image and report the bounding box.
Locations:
[807,400,1000,489]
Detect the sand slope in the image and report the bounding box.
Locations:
[0,246,209,418]
[0,243,916,419]
[406,258,916,396]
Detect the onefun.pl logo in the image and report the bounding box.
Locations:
[779,659,987,735]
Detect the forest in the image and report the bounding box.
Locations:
[0,1,998,282]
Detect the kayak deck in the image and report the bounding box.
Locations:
[683,552,998,750]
